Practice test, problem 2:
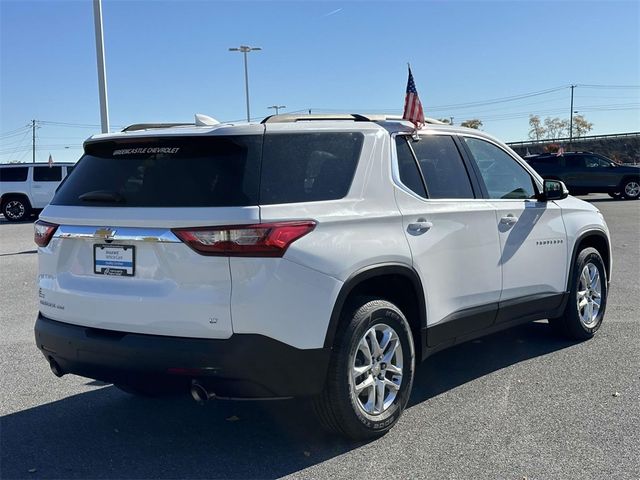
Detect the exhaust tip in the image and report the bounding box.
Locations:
[190,383,213,403]
[49,358,64,377]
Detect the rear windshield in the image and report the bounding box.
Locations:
[52,136,262,207]
[52,133,364,207]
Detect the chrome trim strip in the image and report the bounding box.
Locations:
[53,225,181,243]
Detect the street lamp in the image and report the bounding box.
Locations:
[229,45,262,122]
[268,105,286,115]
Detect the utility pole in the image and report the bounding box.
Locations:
[32,120,36,163]
[268,105,286,115]
[229,45,262,122]
[93,0,110,133]
[569,84,576,147]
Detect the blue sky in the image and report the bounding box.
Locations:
[1,0,639,163]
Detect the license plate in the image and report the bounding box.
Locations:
[94,244,135,276]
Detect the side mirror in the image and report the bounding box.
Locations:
[543,179,569,201]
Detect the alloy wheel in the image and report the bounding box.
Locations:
[624,181,640,198]
[4,200,25,220]
[349,323,403,415]
[577,262,602,328]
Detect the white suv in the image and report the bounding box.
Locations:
[34,114,611,439]
[0,162,75,221]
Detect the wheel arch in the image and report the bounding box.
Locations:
[324,263,427,359]
[1,192,32,209]
[569,230,611,288]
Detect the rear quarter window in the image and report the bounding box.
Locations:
[0,167,29,182]
[259,132,364,204]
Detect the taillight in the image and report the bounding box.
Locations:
[34,220,58,247]
[172,221,316,257]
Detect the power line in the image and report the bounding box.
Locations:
[577,84,640,89]
[0,126,31,139]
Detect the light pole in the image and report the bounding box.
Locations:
[229,45,262,122]
[268,105,286,115]
[93,0,110,133]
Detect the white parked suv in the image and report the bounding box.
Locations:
[0,162,75,221]
[34,114,611,439]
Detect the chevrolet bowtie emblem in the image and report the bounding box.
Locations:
[94,228,117,240]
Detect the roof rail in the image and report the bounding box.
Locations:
[121,123,193,132]
[262,113,369,124]
[261,113,446,125]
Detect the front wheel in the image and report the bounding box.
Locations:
[313,298,415,440]
[621,179,640,200]
[549,247,607,340]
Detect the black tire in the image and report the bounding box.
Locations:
[549,247,607,340]
[1,197,31,222]
[621,178,640,200]
[313,298,415,440]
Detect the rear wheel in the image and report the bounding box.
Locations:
[1,197,31,222]
[313,298,415,440]
[621,179,640,200]
[549,247,607,340]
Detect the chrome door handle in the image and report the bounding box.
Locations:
[500,214,518,225]
[408,219,433,233]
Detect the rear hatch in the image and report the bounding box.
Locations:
[37,129,263,339]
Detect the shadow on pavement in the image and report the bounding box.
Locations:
[1,321,576,479]
[0,216,36,225]
[0,249,37,257]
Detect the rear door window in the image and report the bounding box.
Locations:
[0,167,29,182]
[33,166,62,182]
[410,135,475,199]
[260,132,364,204]
[52,136,262,207]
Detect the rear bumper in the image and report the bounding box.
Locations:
[34,313,331,398]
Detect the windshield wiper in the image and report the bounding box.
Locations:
[79,190,125,203]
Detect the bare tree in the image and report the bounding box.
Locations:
[543,117,568,140]
[461,119,483,129]
[528,115,546,141]
[572,115,593,138]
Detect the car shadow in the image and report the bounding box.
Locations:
[583,198,628,203]
[0,249,37,257]
[0,321,577,479]
[0,215,36,225]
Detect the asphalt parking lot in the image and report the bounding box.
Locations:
[1,195,638,480]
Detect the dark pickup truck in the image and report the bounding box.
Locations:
[525,152,640,199]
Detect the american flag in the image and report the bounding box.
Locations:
[403,66,425,129]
